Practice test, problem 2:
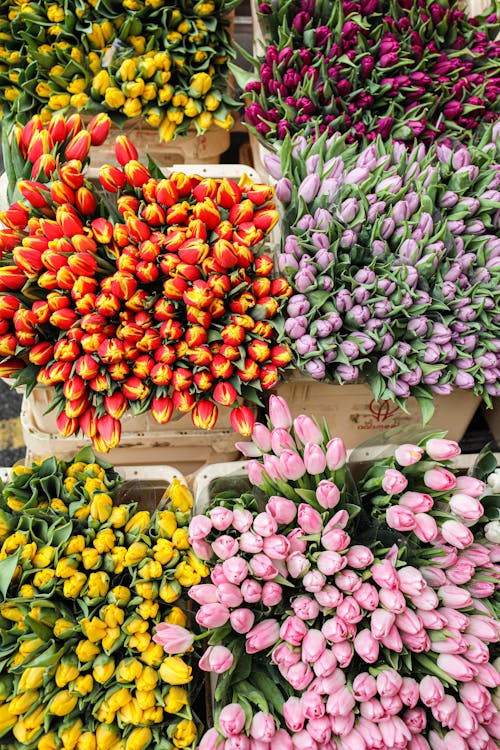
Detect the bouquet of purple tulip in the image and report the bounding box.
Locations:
[240,0,500,147]
[153,396,500,750]
[268,123,500,420]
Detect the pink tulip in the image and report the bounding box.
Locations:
[210,506,234,531]
[400,677,420,708]
[199,645,234,674]
[280,450,306,480]
[394,443,424,466]
[246,619,280,653]
[211,565,229,585]
[354,629,380,663]
[212,535,239,560]
[217,582,244,608]
[297,504,323,534]
[199,728,223,750]
[253,512,278,538]
[446,560,475,586]
[438,607,470,630]
[241,579,262,603]
[225,735,250,750]
[222,557,248,585]
[300,692,325,721]
[325,437,347,470]
[461,545,491,566]
[352,673,378,701]
[408,736,431,750]
[448,494,484,523]
[153,623,194,653]
[469,581,495,598]
[399,491,434,512]
[397,566,426,596]
[317,551,346,576]
[417,609,447,630]
[267,496,297,524]
[371,608,396,640]
[438,584,473,609]
[271,427,296,456]
[285,660,314,690]
[231,509,253,533]
[425,438,461,461]
[334,569,362,593]
[331,640,354,668]
[306,717,331,745]
[466,727,490,750]
[268,395,292,429]
[229,608,255,634]
[357,718,384,748]
[272,642,301,668]
[378,717,412,748]
[262,454,284,480]
[377,669,402,697]
[304,443,327,474]
[250,712,275,742]
[191,538,213,559]
[475,662,500,688]
[378,587,406,614]
[239,532,264,554]
[280,616,308,646]
[249,741,269,750]
[287,551,310,578]
[437,654,478,681]
[454,476,486,497]
[315,584,344,608]
[420,676,446,708]
[431,694,458,728]
[261,581,283,606]
[196,603,230,628]
[189,515,212,539]
[381,693,403,716]
[321,528,350,551]
[324,510,349,530]
[464,634,490,664]
[411,586,439,611]
[252,422,272,452]
[292,596,320,621]
[312,648,337,678]
[442,731,468,750]
[438,519,472,549]
[413,512,439,542]
[247,460,266,485]
[353,582,379,610]
[283,697,305,732]
[302,628,326,662]
[287,528,307,553]
[345,545,374,569]
[371,559,400,590]
[430,630,467,655]
[453,702,479,737]
[219,704,246,737]
[249,553,278,580]
[382,469,409,494]
[336,598,362,625]
[386,505,416,531]
[273,730,293,750]
[465,614,499,642]
[420,565,447,587]
[424,466,457,491]
[396,609,424,635]
[459,683,491,714]
[290,729,318,750]
[359,698,386,723]
[337,728,366,750]
[326,686,355,716]
[294,415,323,444]
[263,534,292,561]
[189,583,219,605]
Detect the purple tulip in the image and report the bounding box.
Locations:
[353,287,370,305]
[454,371,475,389]
[399,239,421,264]
[263,152,282,180]
[287,294,310,317]
[296,335,318,356]
[296,214,315,231]
[352,333,377,354]
[440,190,459,208]
[367,201,387,223]
[381,218,395,239]
[378,279,396,295]
[392,200,412,223]
[344,167,370,185]
[400,366,422,386]
[377,356,398,377]
[373,299,392,318]
[319,178,341,202]
[336,364,359,382]
[423,343,441,364]
[285,316,309,340]
[371,240,387,257]
[322,277,334,291]
[284,235,301,257]
[388,379,411,398]
[275,178,292,203]
[336,290,353,312]
[295,268,317,293]
[313,319,333,338]
[279,253,299,272]
[341,230,358,248]
[314,208,332,230]
[431,384,454,396]
[354,268,376,285]
[311,232,329,250]
[315,249,334,269]
[423,370,441,385]
[397,342,412,358]
[406,192,420,214]
[298,174,321,202]
[305,358,326,379]
[407,317,428,337]
[431,323,452,345]
[341,341,359,360]
[339,198,359,224]
[377,175,402,194]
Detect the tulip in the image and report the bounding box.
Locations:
[246,619,281,654]
[325,438,347,470]
[268,395,293,429]
[424,467,457,492]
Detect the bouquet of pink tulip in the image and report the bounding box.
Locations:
[153,396,499,750]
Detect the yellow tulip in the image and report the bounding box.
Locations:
[196,111,213,130]
[123,98,143,118]
[33,546,55,568]
[171,528,189,550]
[214,113,235,131]
[124,542,149,566]
[56,557,78,579]
[164,686,188,714]
[118,698,143,725]
[110,546,127,574]
[169,479,193,512]
[158,85,174,105]
[159,580,181,603]
[159,119,176,142]
[134,582,158,599]
[165,606,187,627]
[142,83,157,102]
[1,604,23,621]
[66,462,86,477]
[174,561,202,587]
[139,642,164,667]
[74,506,91,521]
[137,59,156,79]
[82,617,107,643]
[102,604,124,628]
[204,92,221,111]
[0,703,16,732]
[167,31,183,43]
[107,687,132,712]
[93,655,116,684]
[82,548,100,570]
[104,88,125,109]
[19,636,44,656]
[118,59,137,82]
[125,511,151,534]
[13,719,41,744]
[95,700,116,724]
[108,506,128,528]
[90,493,113,522]
[38,732,58,750]
[124,727,152,750]
[194,50,208,64]
[123,79,145,99]
[74,674,94,696]
[136,666,158,692]
[50,497,68,512]
[195,0,215,14]
[159,657,192,686]
[138,559,163,579]
[173,719,196,748]
[87,23,105,48]
[66,535,85,555]
[60,718,83,749]
[54,618,75,637]
[48,93,71,110]
[125,617,149,635]
[189,72,212,98]
[187,550,209,577]
[63,572,87,598]
[87,572,110,599]
[8,689,39,714]
[184,98,201,119]
[137,600,158,620]
[55,660,80,687]
[3,530,27,552]
[94,529,115,554]
[128,631,151,652]
[7,495,24,509]
[156,510,177,538]
[116,658,143,683]
[102,626,121,652]
[142,706,163,723]
[109,585,131,605]
[84,477,105,494]
[49,690,78,716]
[78,731,97,750]
[96,724,120,750]
[129,35,146,54]
[172,92,188,108]
[33,568,55,588]
[11,465,32,477]
[71,48,84,63]
[167,107,183,125]
[36,82,51,98]
[88,52,101,74]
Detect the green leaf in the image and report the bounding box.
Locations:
[0,550,21,599]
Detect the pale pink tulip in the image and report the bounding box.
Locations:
[249,553,278,580]
[210,506,234,531]
[424,466,457,491]
[438,584,473,609]
[217,582,243,608]
[431,694,458,728]
[437,653,478,681]
[293,414,323,444]
[399,491,434,512]
[199,728,223,750]
[316,480,340,509]
[253,512,278,538]
[425,438,461,460]
[307,717,331,745]
[241,579,262,603]
[196,603,230,628]
[303,442,327,474]
[326,686,355,716]
[252,422,272,452]
[222,557,248,585]
[386,505,416,531]
[413,512,439,542]
[420,676,445,707]
[199,645,234,674]
[271,427,296,456]
[354,629,380,663]
[292,596,320,621]
[378,587,406,613]
[246,619,280,653]
[325,437,347,470]
[400,677,420,708]
[268,395,292,429]
[300,691,325,720]
[353,582,379,610]
[280,616,308,646]
[280,450,306,480]
[189,583,219,605]
[315,584,344,608]
[232,508,253,532]
[250,712,275,742]
[352,673,378,701]
[229,608,255,634]
[302,628,326,662]
[219,704,246,737]
[312,649,338,678]
[454,476,486,497]
[448,494,484,523]
[189,514,212,539]
[441,519,474,549]
[394,443,424,466]
[267,496,297,524]
[317,550,346,576]
[153,623,194,653]
[247,460,266,485]
[285,660,314,690]
[382,469,409,494]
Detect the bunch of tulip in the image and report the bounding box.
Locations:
[154,395,500,750]
[240,0,500,147]
[0,0,239,140]
[268,124,500,420]
[0,112,292,450]
[0,446,206,750]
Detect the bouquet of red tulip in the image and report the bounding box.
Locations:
[0,112,292,451]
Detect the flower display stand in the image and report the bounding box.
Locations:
[275,374,480,448]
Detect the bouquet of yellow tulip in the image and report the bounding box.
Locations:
[0,0,239,141]
[0,447,207,750]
